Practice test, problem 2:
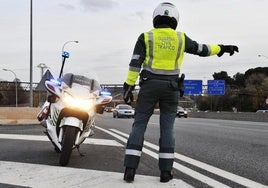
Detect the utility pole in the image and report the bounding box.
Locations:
[29,0,33,107]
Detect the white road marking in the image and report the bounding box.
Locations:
[96,127,229,188]
[0,161,193,188]
[0,134,123,147]
[107,128,268,188]
[83,138,123,147]
[1,128,266,187]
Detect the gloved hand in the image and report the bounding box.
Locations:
[179,74,185,97]
[123,82,135,105]
[217,45,239,57]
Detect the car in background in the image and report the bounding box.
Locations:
[176,106,187,118]
[113,104,135,118]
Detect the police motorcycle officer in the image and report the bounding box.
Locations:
[123,2,239,183]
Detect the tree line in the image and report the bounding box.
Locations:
[195,67,268,112]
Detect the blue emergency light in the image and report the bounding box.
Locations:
[62,51,70,58]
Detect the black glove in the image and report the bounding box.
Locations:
[123,82,135,105]
[179,74,185,97]
[217,45,239,57]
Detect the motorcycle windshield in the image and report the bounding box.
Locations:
[61,73,101,92]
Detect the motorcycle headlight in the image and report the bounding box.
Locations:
[63,92,95,111]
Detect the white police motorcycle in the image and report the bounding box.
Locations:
[37,51,112,166]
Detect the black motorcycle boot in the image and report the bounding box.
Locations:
[160,171,173,183]
[123,167,136,182]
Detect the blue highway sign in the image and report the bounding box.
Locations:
[184,80,203,95]
[207,80,225,95]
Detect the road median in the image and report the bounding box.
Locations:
[0,107,40,125]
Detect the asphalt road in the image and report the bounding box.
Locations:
[0,113,267,188]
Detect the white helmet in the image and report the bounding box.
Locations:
[153,2,179,29]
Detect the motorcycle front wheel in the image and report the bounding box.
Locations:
[59,126,78,166]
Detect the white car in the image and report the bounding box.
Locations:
[113,104,135,118]
[176,106,187,118]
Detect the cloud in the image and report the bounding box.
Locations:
[79,0,118,12]
[59,3,76,11]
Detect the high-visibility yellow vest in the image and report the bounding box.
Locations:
[125,28,221,86]
[143,28,185,75]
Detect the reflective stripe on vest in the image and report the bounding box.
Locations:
[143,28,185,75]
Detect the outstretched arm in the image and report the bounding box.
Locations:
[184,34,238,57]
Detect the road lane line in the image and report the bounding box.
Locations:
[141,147,230,188]
[96,127,231,188]
[83,138,123,147]
[109,128,268,188]
[0,134,122,147]
[95,126,128,143]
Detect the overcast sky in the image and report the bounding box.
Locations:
[0,0,268,84]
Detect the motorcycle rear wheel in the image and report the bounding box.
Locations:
[59,126,78,166]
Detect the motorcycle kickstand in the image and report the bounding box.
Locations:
[76,146,85,157]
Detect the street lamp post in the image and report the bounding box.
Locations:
[37,63,49,80]
[59,40,79,78]
[3,69,18,107]
[29,0,33,107]
[62,40,79,55]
